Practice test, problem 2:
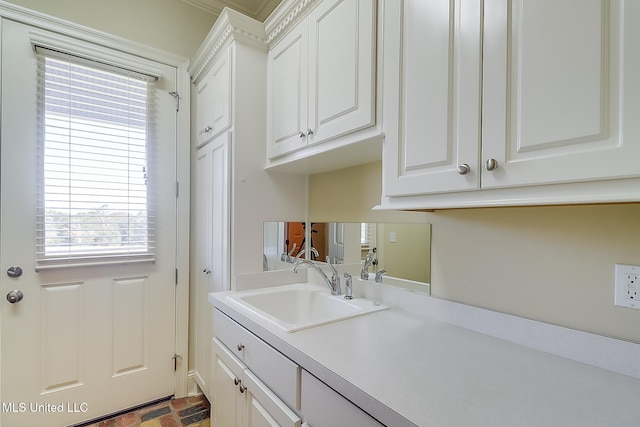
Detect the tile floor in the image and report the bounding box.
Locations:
[80,395,210,427]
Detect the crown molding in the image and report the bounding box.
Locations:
[188,7,267,82]
[264,0,320,44]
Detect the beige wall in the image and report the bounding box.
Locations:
[310,162,640,343]
[4,0,216,58]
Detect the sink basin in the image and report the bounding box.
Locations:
[226,283,388,333]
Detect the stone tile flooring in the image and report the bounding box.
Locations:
[82,395,210,427]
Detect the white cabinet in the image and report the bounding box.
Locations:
[212,338,301,427]
[194,132,230,399]
[195,48,231,147]
[266,0,377,161]
[382,0,640,208]
[301,370,383,427]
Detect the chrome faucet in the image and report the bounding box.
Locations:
[361,251,375,280]
[375,268,387,283]
[293,256,341,295]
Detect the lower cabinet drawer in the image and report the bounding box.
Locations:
[214,308,300,409]
[301,370,383,427]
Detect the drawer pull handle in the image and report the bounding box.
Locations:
[237,343,245,351]
[239,384,246,393]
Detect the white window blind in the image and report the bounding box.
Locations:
[35,47,158,269]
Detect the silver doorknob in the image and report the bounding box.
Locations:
[6,290,23,304]
[457,164,471,175]
[485,158,499,171]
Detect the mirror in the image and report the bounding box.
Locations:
[263,222,431,293]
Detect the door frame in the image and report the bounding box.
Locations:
[0,2,191,403]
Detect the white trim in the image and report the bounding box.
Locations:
[174,61,192,398]
[0,0,187,67]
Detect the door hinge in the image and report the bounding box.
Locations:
[172,353,182,371]
[176,181,179,198]
[169,91,180,111]
[175,268,178,285]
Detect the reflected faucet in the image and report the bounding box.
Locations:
[375,268,387,283]
[361,250,375,280]
[281,243,297,263]
[295,247,319,260]
[293,256,341,295]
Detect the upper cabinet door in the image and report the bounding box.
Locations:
[306,0,376,146]
[267,23,309,159]
[482,0,640,189]
[196,48,232,147]
[382,0,483,197]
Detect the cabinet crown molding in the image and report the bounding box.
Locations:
[189,7,267,82]
[264,0,320,44]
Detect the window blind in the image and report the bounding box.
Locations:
[35,47,157,269]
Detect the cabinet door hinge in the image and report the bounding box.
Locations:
[176,181,179,198]
[172,353,182,371]
[175,268,178,285]
[169,91,180,111]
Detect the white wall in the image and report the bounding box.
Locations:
[4,0,216,58]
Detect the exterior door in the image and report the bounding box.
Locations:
[0,20,178,426]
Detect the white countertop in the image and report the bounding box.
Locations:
[209,281,640,427]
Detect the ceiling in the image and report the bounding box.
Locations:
[181,0,283,22]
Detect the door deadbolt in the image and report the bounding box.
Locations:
[7,266,23,278]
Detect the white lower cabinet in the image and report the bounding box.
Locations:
[212,338,302,427]
[212,309,386,427]
[300,370,383,427]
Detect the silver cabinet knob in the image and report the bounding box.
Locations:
[306,128,314,136]
[203,125,212,134]
[237,343,244,351]
[298,131,306,138]
[202,268,211,275]
[239,384,246,393]
[234,378,240,386]
[6,290,23,304]
[485,158,499,171]
[457,164,471,175]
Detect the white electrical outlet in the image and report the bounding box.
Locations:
[614,264,640,310]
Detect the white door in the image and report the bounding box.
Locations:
[482,0,640,188]
[306,0,376,146]
[382,0,483,197]
[267,22,308,159]
[194,132,230,399]
[0,21,178,426]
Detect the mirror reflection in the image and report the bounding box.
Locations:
[263,222,431,293]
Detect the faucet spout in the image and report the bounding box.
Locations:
[375,268,387,283]
[293,258,341,295]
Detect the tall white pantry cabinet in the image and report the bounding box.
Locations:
[381,0,640,209]
[188,8,306,402]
